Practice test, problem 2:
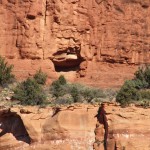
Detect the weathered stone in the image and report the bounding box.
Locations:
[0,105,150,150]
[0,0,150,88]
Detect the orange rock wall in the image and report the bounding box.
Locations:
[0,0,150,87]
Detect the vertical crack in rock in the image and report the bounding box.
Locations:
[44,0,47,26]
[93,103,108,150]
[42,0,48,59]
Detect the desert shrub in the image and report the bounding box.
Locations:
[143,66,150,88]
[139,90,150,100]
[52,94,73,105]
[134,66,150,88]
[33,69,47,85]
[134,67,146,81]
[50,81,66,98]
[58,75,67,85]
[70,86,80,103]
[132,79,148,89]
[81,86,106,103]
[0,56,15,86]
[50,76,106,104]
[50,75,67,98]
[116,80,140,106]
[13,78,46,105]
[116,65,150,106]
[103,89,117,101]
[140,100,150,108]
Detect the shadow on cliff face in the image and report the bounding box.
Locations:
[0,111,31,144]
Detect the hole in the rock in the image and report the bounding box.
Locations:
[53,16,60,24]
[52,46,84,72]
[0,112,31,144]
[55,65,80,72]
[142,4,149,9]
[27,14,36,20]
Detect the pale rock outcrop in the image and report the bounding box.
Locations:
[1,104,150,150]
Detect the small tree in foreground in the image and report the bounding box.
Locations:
[0,56,15,86]
[13,78,46,105]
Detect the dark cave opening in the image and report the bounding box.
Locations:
[52,46,84,72]
[27,14,36,20]
[0,112,31,144]
[55,64,80,72]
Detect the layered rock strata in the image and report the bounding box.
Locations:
[0,0,150,87]
[0,104,150,150]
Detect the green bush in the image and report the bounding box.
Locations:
[50,76,106,104]
[139,90,150,100]
[134,66,150,88]
[50,75,67,98]
[140,100,150,108]
[81,86,106,103]
[13,78,46,105]
[132,79,148,89]
[50,81,66,98]
[70,86,80,103]
[116,80,140,106]
[33,69,47,85]
[116,65,150,106]
[134,67,146,81]
[53,94,73,105]
[103,89,117,101]
[144,66,150,88]
[58,75,67,85]
[0,56,15,86]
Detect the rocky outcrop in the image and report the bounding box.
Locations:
[0,105,97,150]
[0,0,150,87]
[1,104,150,150]
[94,103,150,150]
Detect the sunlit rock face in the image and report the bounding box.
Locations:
[0,0,150,87]
[1,104,150,150]
[0,105,97,150]
[94,104,150,150]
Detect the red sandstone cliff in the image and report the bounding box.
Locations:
[0,104,150,150]
[0,0,150,87]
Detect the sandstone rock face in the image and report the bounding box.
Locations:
[94,104,150,150]
[0,0,150,87]
[0,104,150,150]
[0,105,97,150]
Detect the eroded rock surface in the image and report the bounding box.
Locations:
[0,0,150,87]
[0,104,150,150]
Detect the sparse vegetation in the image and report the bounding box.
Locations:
[116,80,140,106]
[57,75,67,85]
[13,78,46,105]
[139,90,150,100]
[116,65,150,106]
[0,56,15,86]
[50,76,67,98]
[50,75,106,105]
[33,68,47,85]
